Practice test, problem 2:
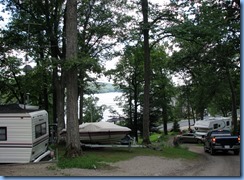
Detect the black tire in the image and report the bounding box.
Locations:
[234,150,239,155]
[204,145,208,152]
[197,139,202,144]
[210,147,215,155]
[223,150,228,154]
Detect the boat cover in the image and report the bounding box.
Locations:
[78,121,131,132]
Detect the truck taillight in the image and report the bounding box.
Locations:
[238,136,240,143]
[212,137,216,143]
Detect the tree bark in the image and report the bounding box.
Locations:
[162,88,168,135]
[227,69,238,135]
[141,0,151,145]
[78,71,85,124]
[57,69,65,143]
[133,79,139,142]
[65,0,81,157]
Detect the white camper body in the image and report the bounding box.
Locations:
[0,104,49,163]
[194,116,232,137]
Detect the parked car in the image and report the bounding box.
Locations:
[175,133,203,144]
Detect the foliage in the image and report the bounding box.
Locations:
[83,95,107,123]
[150,46,177,135]
[167,0,240,124]
[106,44,145,141]
[172,120,180,132]
[0,56,24,104]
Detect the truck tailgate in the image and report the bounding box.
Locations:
[215,136,239,146]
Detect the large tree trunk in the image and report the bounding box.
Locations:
[57,70,65,143]
[186,88,191,129]
[133,83,138,142]
[162,90,168,135]
[52,68,58,124]
[133,62,139,142]
[37,51,49,111]
[129,86,133,132]
[141,0,151,145]
[227,69,238,135]
[65,0,81,157]
[79,71,85,124]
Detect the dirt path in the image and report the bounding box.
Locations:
[0,155,205,176]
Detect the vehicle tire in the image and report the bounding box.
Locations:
[197,139,202,144]
[234,150,239,155]
[210,147,215,155]
[223,150,228,154]
[204,145,208,152]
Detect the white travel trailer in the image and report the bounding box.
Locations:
[194,116,232,137]
[0,104,49,163]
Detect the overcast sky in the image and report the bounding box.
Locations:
[0,4,9,29]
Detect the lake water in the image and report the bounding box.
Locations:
[93,92,124,121]
[66,92,123,123]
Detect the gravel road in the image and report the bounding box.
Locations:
[0,144,240,177]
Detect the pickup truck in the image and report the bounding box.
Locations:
[203,130,240,155]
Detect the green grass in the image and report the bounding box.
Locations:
[54,134,199,170]
[149,133,164,142]
[162,146,198,159]
[138,132,168,144]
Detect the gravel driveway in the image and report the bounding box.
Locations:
[0,155,205,176]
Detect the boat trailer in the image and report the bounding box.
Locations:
[81,143,144,149]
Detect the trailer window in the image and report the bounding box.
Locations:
[226,121,230,126]
[0,127,7,141]
[35,123,47,139]
[213,124,218,129]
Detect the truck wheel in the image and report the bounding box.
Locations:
[234,150,239,155]
[210,147,215,155]
[223,150,228,154]
[197,139,202,144]
[204,145,208,152]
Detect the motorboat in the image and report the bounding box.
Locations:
[61,121,131,144]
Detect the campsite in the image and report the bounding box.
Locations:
[0,0,240,177]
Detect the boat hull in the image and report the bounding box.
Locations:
[60,122,131,145]
[79,131,129,144]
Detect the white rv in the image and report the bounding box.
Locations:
[0,104,49,163]
[194,116,232,138]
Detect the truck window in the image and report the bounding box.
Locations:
[0,127,7,141]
